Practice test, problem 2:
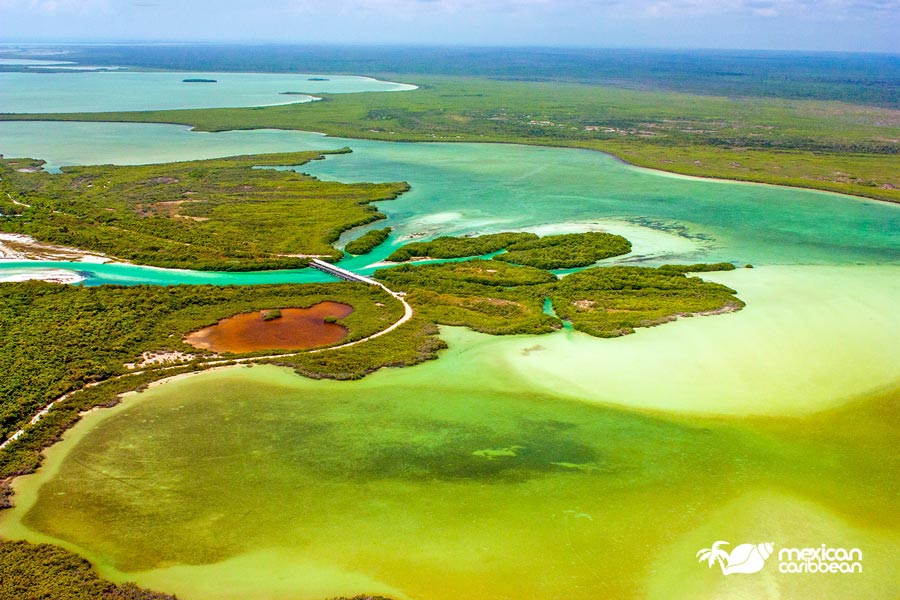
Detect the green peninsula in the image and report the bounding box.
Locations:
[0,152,409,270]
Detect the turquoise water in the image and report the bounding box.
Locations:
[0,122,897,288]
[0,71,414,113]
[0,261,336,286]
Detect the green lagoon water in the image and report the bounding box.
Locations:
[0,97,899,598]
[4,363,898,600]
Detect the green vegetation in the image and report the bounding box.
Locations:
[0,281,402,459]
[344,227,392,255]
[279,316,446,381]
[261,308,283,320]
[375,258,742,339]
[388,231,631,269]
[551,266,744,338]
[8,76,898,203]
[387,232,536,262]
[377,260,558,335]
[0,537,396,600]
[0,152,409,270]
[658,262,737,273]
[494,232,632,269]
[0,540,175,600]
[379,259,557,288]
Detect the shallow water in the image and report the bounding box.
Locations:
[0,76,898,599]
[2,363,896,600]
[498,265,900,416]
[0,71,414,113]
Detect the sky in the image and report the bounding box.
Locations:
[1,0,899,52]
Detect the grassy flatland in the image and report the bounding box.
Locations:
[376,260,559,336]
[4,76,897,203]
[0,152,409,270]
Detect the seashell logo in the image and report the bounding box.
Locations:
[696,541,775,575]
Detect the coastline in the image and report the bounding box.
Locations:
[1,115,897,206]
[0,233,120,283]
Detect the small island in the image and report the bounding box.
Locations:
[307,77,330,81]
[345,227,392,255]
[261,309,282,321]
[386,231,632,269]
[182,78,217,83]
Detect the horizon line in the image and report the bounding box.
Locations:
[1,41,898,56]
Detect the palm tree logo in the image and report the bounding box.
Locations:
[697,541,731,572]
[697,541,775,575]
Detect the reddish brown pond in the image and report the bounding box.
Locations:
[184,302,354,353]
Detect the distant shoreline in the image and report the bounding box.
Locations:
[1,113,894,207]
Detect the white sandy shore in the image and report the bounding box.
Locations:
[0,268,85,285]
[0,232,113,263]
